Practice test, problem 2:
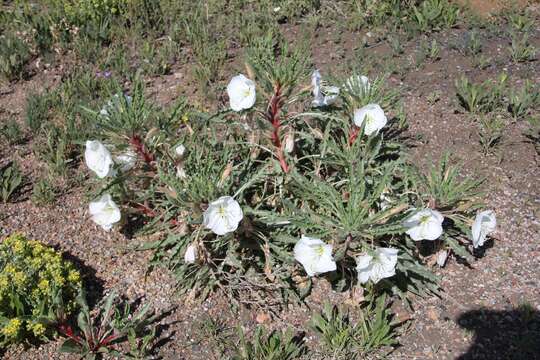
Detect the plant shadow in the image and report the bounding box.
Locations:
[60,251,105,308]
[456,306,540,360]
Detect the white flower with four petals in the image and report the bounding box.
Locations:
[403,208,444,241]
[89,194,121,232]
[84,140,114,178]
[226,74,256,112]
[203,196,244,235]
[356,247,398,284]
[293,235,337,277]
[353,104,388,136]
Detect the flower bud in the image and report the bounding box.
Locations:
[283,130,295,153]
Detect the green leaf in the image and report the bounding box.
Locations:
[445,236,473,262]
[59,339,82,353]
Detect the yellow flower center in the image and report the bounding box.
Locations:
[217,205,227,217]
[365,114,374,126]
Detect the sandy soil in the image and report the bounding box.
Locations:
[1,3,539,360]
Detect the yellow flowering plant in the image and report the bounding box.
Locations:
[0,234,82,347]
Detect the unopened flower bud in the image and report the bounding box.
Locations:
[284,130,295,153]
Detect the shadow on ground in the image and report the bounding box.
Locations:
[61,251,105,308]
[457,306,540,360]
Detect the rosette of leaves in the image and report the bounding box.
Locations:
[84,36,483,309]
[0,233,82,346]
[402,153,484,265]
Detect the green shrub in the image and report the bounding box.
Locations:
[410,0,460,32]
[0,34,31,81]
[234,326,306,360]
[1,162,23,203]
[50,0,126,22]
[0,234,82,346]
[0,119,24,145]
[310,297,398,358]
[25,90,56,133]
[31,177,57,206]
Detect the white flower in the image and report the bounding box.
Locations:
[184,243,197,263]
[312,70,340,107]
[436,249,448,267]
[353,104,387,136]
[88,194,121,231]
[175,144,186,157]
[403,208,444,241]
[203,196,243,235]
[100,93,132,117]
[227,74,256,112]
[293,235,337,277]
[85,140,114,178]
[345,74,370,92]
[356,247,398,284]
[176,165,187,179]
[114,150,136,172]
[471,210,496,248]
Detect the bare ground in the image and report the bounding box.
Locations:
[1,4,539,360]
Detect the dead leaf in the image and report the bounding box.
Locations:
[255,311,271,324]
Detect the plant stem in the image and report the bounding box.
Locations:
[266,84,289,173]
[130,134,155,167]
[348,126,360,146]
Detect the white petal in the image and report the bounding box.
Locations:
[404,209,444,241]
[377,248,398,269]
[314,253,337,274]
[355,254,373,271]
[294,236,336,277]
[421,220,443,241]
[437,250,448,267]
[312,71,340,107]
[203,196,243,235]
[176,166,187,179]
[115,150,136,172]
[353,104,387,135]
[175,144,186,157]
[357,261,373,284]
[472,210,496,248]
[227,74,256,112]
[345,75,370,91]
[184,244,197,263]
[471,216,483,247]
[210,216,229,236]
[100,223,113,232]
[370,264,386,284]
[85,140,114,178]
[406,226,424,241]
[88,194,121,231]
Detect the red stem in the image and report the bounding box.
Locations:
[348,126,360,146]
[58,324,83,344]
[130,134,155,167]
[133,202,157,217]
[100,334,119,347]
[266,84,289,173]
[132,202,182,228]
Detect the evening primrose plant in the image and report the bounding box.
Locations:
[81,39,492,307]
